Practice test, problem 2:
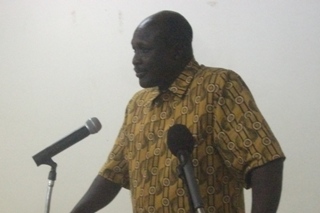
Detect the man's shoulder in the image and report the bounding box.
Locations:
[195,64,240,81]
[127,87,158,104]
[198,64,234,75]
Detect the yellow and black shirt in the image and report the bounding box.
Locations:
[99,59,285,213]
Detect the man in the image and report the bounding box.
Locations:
[71,11,285,213]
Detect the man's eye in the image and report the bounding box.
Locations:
[141,49,150,53]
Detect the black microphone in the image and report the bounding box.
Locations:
[167,124,205,212]
[32,117,102,167]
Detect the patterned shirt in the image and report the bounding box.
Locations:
[99,59,285,213]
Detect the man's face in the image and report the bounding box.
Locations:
[131,25,176,89]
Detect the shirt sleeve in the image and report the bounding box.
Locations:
[99,106,131,189]
[213,70,285,188]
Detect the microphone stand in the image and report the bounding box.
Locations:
[176,151,205,213]
[40,158,57,213]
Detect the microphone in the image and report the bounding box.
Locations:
[167,124,205,213]
[32,117,102,167]
[167,124,194,156]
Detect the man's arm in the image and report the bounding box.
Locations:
[250,158,284,213]
[71,175,122,213]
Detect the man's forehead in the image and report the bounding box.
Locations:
[132,16,169,45]
[136,15,167,33]
[131,32,165,48]
[133,24,163,42]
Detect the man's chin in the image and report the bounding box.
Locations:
[139,79,157,88]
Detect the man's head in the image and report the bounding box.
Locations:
[131,11,193,90]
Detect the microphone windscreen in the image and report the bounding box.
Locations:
[167,124,194,156]
[86,117,102,134]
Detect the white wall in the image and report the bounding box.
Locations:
[1,0,319,212]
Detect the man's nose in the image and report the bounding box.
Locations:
[132,53,142,65]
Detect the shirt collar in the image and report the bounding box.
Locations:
[146,59,200,105]
[166,58,200,98]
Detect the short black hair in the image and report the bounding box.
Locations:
[146,11,193,50]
